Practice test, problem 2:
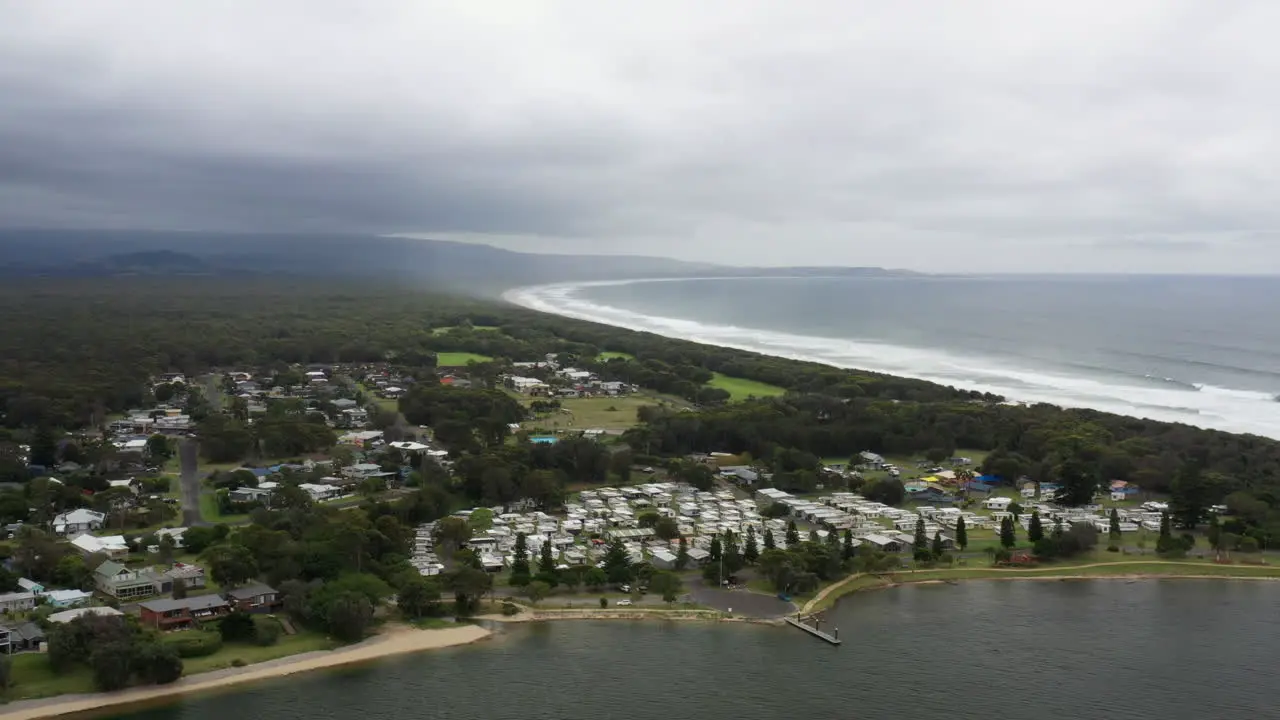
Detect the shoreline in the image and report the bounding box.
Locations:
[7,568,1276,719]
[501,279,1278,439]
[801,562,1280,614]
[0,623,491,720]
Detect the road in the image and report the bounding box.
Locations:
[178,438,207,526]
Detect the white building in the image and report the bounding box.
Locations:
[52,509,106,536]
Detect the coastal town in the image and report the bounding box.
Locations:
[0,312,1273,720]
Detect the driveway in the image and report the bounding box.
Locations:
[178,438,206,526]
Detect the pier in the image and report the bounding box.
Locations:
[784,616,842,645]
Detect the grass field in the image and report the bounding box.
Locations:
[526,396,659,432]
[598,351,635,361]
[431,325,501,335]
[707,372,786,401]
[436,351,494,366]
[180,631,339,675]
[5,653,96,700]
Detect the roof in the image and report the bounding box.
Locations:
[140,594,229,613]
[54,508,106,526]
[0,592,35,603]
[93,559,128,578]
[224,582,278,600]
[48,607,123,624]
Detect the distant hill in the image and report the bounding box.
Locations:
[0,229,912,294]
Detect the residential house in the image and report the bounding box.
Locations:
[42,589,92,608]
[860,534,905,553]
[649,549,678,570]
[71,533,131,558]
[139,595,231,631]
[93,560,204,600]
[0,621,45,653]
[983,496,1013,511]
[223,583,281,613]
[52,509,106,536]
[94,561,158,600]
[47,607,123,624]
[0,592,36,613]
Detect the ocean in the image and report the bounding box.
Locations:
[112,580,1280,720]
[505,275,1280,438]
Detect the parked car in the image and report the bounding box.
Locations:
[616,599,632,606]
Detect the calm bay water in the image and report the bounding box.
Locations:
[112,580,1279,720]
[507,275,1280,438]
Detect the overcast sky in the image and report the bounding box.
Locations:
[3,1,1279,273]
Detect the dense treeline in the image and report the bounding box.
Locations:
[0,279,981,429]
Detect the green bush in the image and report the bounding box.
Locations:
[500,602,519,616]
[164,631,223,658]
[231,658,246,667]
[253,617,282,646]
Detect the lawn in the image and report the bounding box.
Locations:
[436,351,493,366]
[598,351,635,361]
[525,396,659,432]
[5,653,96,701]
[180,630,339,675]
[707,372,786,401]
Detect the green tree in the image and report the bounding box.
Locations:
[509,533,531,587]
[203,543,259,588]
[1053,448,1099,506]
[708,534,722,564]
[785,521,799,546]
[1207,515,1223,558]
[649,571,683,603]
[675,536,691,570]
[0,654,10,691]
[523,580,551,605]
[930,531,944,559]
[654,517,680,541]
[744,526,760,564]
[808,529,820,543]
[397,576,442,618]
[30,425,58,468]
[90,640,134,690]
[145,434,173,460]
[538,537,556,575]
[912,515,930,562]
[955,516,968,551]
[1028,511,1044,544]
[602,538,632,585]
[584,566,608,590]
[1156,511,1176,555]
[326,592,374,641]
[1108,508,1122,547]
[842,528,856,560]
[999,515,1016,549]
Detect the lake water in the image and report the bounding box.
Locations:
[110,580,1280,720]
[505,275,1280,438]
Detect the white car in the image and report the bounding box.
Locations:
[616,599,633,606]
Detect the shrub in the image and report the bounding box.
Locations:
[599,597,608,609]
[501,602,520,616]
[253,618,282,646]
[1107,544,1120,553]
[164,631,223,658]
[231,658,246,667]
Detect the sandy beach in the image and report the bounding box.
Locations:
[0,624,491,720]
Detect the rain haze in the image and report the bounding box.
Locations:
[2,0,1279,273]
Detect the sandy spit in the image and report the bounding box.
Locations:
[0,624,491,720]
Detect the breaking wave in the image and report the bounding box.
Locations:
[503,278,1280,439]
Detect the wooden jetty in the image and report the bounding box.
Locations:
[784,617,842,645]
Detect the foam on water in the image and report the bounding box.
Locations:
[504,278,1280,439]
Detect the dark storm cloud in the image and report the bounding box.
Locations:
[2,0,1280,272]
